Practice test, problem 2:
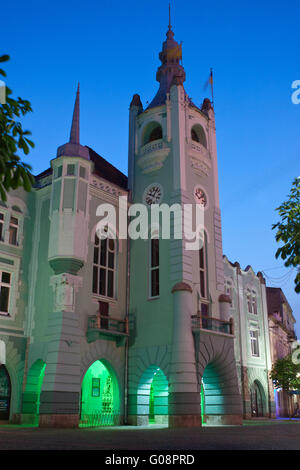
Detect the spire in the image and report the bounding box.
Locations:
[56,84,89,160]
[146,4,186,110]
[69,83,80,144]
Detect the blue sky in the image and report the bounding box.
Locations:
[2,0,299,334]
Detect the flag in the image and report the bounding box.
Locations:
[166,44,182,61]
[203,69,213,90]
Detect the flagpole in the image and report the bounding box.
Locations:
[210,68,214,106]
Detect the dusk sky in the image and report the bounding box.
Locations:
[2,0,299,334]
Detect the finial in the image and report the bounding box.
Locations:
[169,2,171,30]
[69,83,80,144]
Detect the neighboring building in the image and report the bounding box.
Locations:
[0,18,290,428]
[223,258,275,418]
[267,287,298,417]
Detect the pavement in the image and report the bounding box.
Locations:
[0,419,300,450]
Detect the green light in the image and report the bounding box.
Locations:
[80,360,120,427]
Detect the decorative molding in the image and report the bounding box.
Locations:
[89,177,126,198]
[50,273,83,312]
[188,142,211,177]
[137,140,170,174]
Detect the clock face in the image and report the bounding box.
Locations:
[194,186,207,207]
[143,183,163,206]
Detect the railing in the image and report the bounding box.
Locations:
[88,314,128,335]
[140,139,164,156]
[79,411,120,428]
[192,313,233,335]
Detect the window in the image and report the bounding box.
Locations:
[91,378,100,397]
[250,329,259,357]
[79,166,86,179]
[247,289,257,314]
[199,241,207,299]
[143,122,163,145]
[149,126,162,143]
[0,213,4,241]
[150,238,159,297]
[0,271,11,315]
[9,217,18,245]
[191,124,207,148]
[92,234,116,298]
[67,164,76,176]
[55,166,62,179]
[225,280,233,307]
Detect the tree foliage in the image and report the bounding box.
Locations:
[0,54,35,201]
[270,355,300,392]
[272,177,300,293]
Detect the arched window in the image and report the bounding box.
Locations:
[191,124,207,148]
[143,122,163,146]
[92,234,116,299]
[150,238,159,297]
[247,289,257,314]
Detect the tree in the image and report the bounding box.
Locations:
[272,177,300,293]
[0,54,35,201]
[270,355,300,392]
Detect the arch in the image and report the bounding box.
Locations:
[142,121,163,146]
[137,365,168,425]
[0,365,11,420]
[80,359,120,427]
[22,359,46,424]
[196,333,243,426]
[191,124,207,148]
[250,380,266,417]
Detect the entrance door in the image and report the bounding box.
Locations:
[251,382,264,417]
[0,365,11,420]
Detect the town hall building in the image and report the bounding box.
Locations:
[0,17,293,428]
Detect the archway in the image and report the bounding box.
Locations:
[80,359,120,427]
[0,365,11,421]
[201,362,224,425]
[137,366,168,425]
[250,380,266,417]
[22,360,46,424]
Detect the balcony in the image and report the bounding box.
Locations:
[192,313,234,336]
[87,314,129,346]
[137,139,170,174]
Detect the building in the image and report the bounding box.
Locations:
[223,259,275,418]
[0,18,287,428]
[267,287,298,417]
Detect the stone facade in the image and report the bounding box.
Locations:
[0,20,293,428]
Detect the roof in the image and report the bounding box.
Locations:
[87,147,128,190]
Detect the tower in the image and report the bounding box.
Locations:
[127,14,243,427]
[38,85,93,427]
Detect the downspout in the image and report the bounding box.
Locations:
[124,190,131,425]
[259,275,272,418]
[235,265,245,418]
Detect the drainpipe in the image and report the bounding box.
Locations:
[124,190,131,425]
[258,273,272,418]
[235,264,246,418]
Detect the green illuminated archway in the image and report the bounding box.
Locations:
[201,362,224,425]
[137,366,168,425]
[80,359,120,427]
[22,359,46,424]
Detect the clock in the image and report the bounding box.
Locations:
[194,186,207,207]
[143,183,163,206]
